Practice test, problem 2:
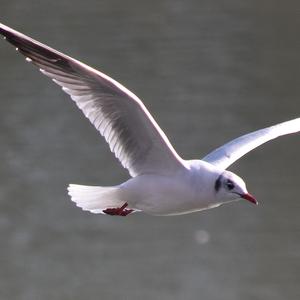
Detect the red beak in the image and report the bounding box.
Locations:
[241,193,258,205]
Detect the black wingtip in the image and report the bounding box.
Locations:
[0,23,66,64]
[0,23,23,47]
[0,23,9,38]
[0,23,15,37]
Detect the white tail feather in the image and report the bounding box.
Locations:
[68,184,123,214]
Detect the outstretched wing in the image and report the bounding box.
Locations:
[203,118,300,169]
[0,23,184,177]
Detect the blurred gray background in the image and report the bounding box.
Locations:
[0,1,300,299]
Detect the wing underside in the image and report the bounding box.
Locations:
[0,23,184,177]
[203,118,300,169]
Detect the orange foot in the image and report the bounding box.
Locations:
[103,203,134,216]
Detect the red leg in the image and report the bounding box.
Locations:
[103,203,134,216]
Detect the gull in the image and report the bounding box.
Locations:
[1,23,299,217]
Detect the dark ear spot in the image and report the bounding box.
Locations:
[214,175,222,192]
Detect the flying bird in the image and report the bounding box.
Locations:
[0,23,299,216]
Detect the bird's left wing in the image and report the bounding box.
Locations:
[202,118,300,169]
[0,23,185,177]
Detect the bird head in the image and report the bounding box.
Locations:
[214,170,257,205]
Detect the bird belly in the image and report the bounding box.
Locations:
[120,174,214,216]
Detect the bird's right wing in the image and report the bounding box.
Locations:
[202,118,300,169]
[0,23,185,177]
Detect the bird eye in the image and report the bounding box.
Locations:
[225,179,235,190]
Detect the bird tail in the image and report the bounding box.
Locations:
[67,184,124,214]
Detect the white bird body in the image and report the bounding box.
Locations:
[0,23,299,216]
[69,159,244,215]
[120,161,222,215]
